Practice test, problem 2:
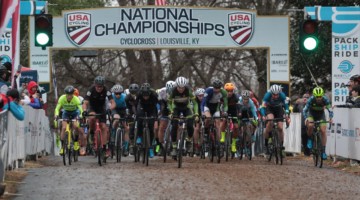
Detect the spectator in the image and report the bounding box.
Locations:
[26,81,42,109]
[350,85,360,108]
[0,89,25,121]
[293,93,310,156]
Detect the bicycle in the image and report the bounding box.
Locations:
[204,116,222,163]
[58,116,79,166]
[137,113,156,166]
[224,116,237,162]
[171,114,192,168]
[238,118,255,161]
[84,113,106,166]
[309,120,331,168]
[264,118,286,165]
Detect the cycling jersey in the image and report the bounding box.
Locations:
[125,94,137,115]
[227,93,239,116]
[201,87,228,113]
[238,97,258,120]
[112,93,127,109]
[136,89,158,117]
[260,91,289,117]
[168,86,198,116]
[303,95,333,119]
[55,94,82,116]
[84,85,113,113]
[157,87,170,116]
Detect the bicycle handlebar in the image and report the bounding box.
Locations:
[308,120,332,130]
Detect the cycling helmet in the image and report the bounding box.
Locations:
[241,90,251,99]
[141,86,151,96]
[142,82,151,89]
[64,85,75,95]
[224,82,235,91]
[350,74,360,82]
[312,86,324,97]
[269,84,282,94]
[175,76,188,87]
[166,80,176,92]
[74,88,79,97]
[194,88,205,96]
[212,79,223,89]
[129,83,139,95]
[94,76,105,86]
[111,84,124,93]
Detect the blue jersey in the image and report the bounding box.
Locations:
[260,91,289,116]
[238,97,258,120]
[303,95,333,119]
[112,93,127,109]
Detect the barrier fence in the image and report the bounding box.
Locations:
[0,106,52,183]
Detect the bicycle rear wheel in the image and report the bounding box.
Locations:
[115,128,123,163]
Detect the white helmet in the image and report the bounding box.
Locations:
[175,76,188,87]
[270,84,282,95]
[165,80,176,92]
[241,90,251,99]
[195,88,205,96]
[111,84,124,93]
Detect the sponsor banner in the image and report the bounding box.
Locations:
[48,7,289,82]
[306,6,360,105]
[0,31,12,64]
[331,107,360,160]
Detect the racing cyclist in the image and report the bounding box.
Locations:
[168,77,199,156]
[55,85,84,156]
[82,76,115,158]
[201,79,228,157]
[110,84,130,156]
[260,84,290,157]
[303,86,333,160]
[193,88,205,155]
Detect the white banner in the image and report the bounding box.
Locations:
[330,107,360,160]
[30,7,290,85]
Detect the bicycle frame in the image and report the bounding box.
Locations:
[172,114,189,168]
[85,113,104,166]
[58,118,78,166]
[238,118,254,160]
[309,120,331,168]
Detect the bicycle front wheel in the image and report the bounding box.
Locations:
[178,129,185,168]
[225,127,231,162]
[115,128,123,163]
[144,128,150,166]
[96,130,103,166]
[272,129,281,165]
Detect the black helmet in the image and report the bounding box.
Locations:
[64,85,75,94]
[6,89,20,100]
[94,76,105,86]
[0,65,7,74]
[141,86,151,96]
[212,79,223,89]
[141,82,151,89]
[129,83,139,94]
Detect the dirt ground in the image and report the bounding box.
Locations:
[1,154,360,200]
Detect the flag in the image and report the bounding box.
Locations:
[155,0,166,6]
[11,0,20,88]
[0,0,19,36]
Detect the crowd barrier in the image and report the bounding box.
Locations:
[0,106,52,183]
[328,107,360,160]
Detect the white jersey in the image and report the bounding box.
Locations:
[157,87,168,101]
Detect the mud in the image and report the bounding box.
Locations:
[13,155,360,200]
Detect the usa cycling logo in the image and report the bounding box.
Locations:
[338,60,354,74]
[228,12,255,46]
[66,12,91,47]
